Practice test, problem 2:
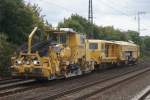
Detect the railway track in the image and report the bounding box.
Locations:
[0,78,63,97]
[0,78,11,81]
[0,62,149,100]
[0,79,22,85]
[41,66,150,100]
[0,79,35,97]
[131,86,150,100]
[137,91,150,100]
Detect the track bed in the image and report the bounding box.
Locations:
[0,59,150,100]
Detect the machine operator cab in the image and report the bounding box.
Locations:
[44,28,86,78]
[46,28,86,62]
[11,27,86,80]
[46,28,72,58]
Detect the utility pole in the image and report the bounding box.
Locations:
[88,0,93,24]
[88,0,94,38]
[137,11,146,34]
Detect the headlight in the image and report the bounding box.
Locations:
[33,60,40,65]
[16,60,22,64]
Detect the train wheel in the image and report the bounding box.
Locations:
[77,68,82,75]
[95,64,100,71]
[47,74,56,80]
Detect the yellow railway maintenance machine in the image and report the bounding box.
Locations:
[85,40,120,69]
[85,40,139,69]
[11,27,95,80]
[11,27,139,80]
[114,41,140,65]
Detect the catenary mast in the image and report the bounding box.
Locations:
[88,0,94,38]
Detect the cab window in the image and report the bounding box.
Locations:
[80,35,85,44]
[101,43,105,52]
[89,43,98,49]
[48,32,67,44]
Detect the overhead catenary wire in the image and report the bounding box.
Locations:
[35,0,89,19]
[97,0,130,17]
[27,0,150,34]
[105,0,137,15]
[95,0,150,33]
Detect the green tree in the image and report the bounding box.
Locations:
[0,33,16,76]
[141,36,150,56]
[58,14,130,41]
[0,0,46,77]
[126,30,142,45]
[0,0,45,44]
[58,14,96,36]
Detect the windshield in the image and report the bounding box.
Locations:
[48,32,67,44]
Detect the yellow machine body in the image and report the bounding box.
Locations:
[85,40,120,64]
[11,27,140,80]
[11,28,87,79]
[85,40,139,67]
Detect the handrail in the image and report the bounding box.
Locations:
[28,27,38,54]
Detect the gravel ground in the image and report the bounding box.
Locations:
[0,66,143,100]
[87,69,150,100]
[1,58,150,100]
[145,94,150,100]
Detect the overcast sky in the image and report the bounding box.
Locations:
[26,0,150,36]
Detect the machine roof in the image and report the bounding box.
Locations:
[87,39,138,47]
[113,41,138,46]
